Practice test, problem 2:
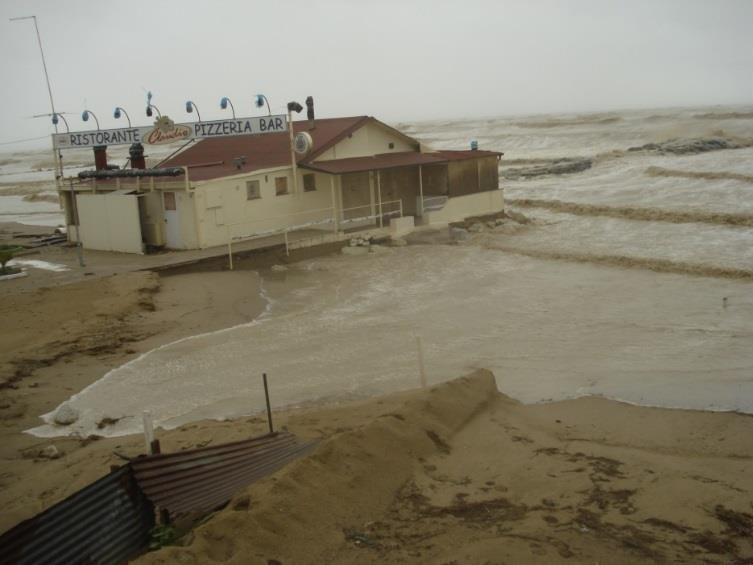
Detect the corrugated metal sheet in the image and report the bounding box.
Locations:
[132,432,317,515]
[0,465,154,565]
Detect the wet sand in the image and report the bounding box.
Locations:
[28,233,753,440]
[138,371,753,564]
[1,244,752,563]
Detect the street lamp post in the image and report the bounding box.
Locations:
[113,107,132,127]
[220,97,235,119]
[145,91,161,119]
[81,109,100,129]
[287,101,303,195]
[185,100,202,122]
[255,94,271,116]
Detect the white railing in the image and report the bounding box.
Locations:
[223,199,404,267]
[418,195,448,215]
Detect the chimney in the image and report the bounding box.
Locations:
[306,96,315,129]
[93,146,108,171]
[129,143,146,169]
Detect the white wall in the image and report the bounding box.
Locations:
[315,121,416,161]
[77,193,144,253]
[194,167,338,248]
[423,189,504,226]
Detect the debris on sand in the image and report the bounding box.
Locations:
[53,402,79,425]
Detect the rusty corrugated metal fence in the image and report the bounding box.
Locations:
[0,432,316,564]
[0,465,154,565]
[131,432,317,516]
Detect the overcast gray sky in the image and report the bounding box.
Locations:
[2,0,752,149]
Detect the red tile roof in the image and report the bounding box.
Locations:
[157,116,501,181]
[158,116,370,181]
[301,150,502,175]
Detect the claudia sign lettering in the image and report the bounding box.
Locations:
[143,117,192,145]
[52,114,288,149]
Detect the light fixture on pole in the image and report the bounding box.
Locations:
[51,113,70,132]
[145,91,161,119]
[220,97,235,119]
[113,107,132,127]
[255,94,271,116]
[10,15,74,236]
[287,101,303,195]
[33,112,70,133]
[185,100,202,122]
[81,109,100,130]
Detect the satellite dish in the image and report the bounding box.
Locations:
[294,132,313,156]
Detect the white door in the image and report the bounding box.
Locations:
[163,192,181,249]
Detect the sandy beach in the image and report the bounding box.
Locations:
[1,244,752,563]
[1,103,753,563]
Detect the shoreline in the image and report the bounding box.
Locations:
[0,232,751,561]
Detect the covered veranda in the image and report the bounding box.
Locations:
[301,149,502,227]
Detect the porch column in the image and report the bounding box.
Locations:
[330,175,339,233]
[418,164,424,216]
[368,171,376,220]
[376,170,383,228]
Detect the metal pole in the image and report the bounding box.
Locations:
[377,170,383,228]
[262,373,274,434]
[284,229,289,256]
[69,180,85,267]
[10,16,56,117]
[330,176,339,234]
[418,164,424,217]
[142,410,155,454]
[227,241,234,270]
[416,335,427,388]
[287,110,299,195]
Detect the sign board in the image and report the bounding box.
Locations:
[52,114,288,149]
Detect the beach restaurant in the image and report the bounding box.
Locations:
[55,100,503,254]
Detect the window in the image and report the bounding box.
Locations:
[246,180,261,200]
[164,191,176,211]
[303,173,316,192]
[275,176,288,196]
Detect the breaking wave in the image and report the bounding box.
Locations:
[645,166,753,184]
[501,136,753,180]
[483,243,753,281]
[22,193,60,203]
[626,136,753,155]
[506,199,753,228]
[501,158,592,179]
[514,115,621,129]
[693,112,753,120]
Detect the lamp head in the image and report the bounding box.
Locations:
[113,108,121,119]
[51,113,59,125]
[255,95,265,108]
[82,110,90,122]
[287,101,303,114]
[186,101,194,113]
[220,97,230,110]
[146,106,153,118]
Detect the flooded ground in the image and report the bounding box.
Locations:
[30,242,753,438]
[14,103,753,438]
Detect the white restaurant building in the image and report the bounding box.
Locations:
[58,111,503,254]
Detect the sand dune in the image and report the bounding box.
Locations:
[138,371,753,564]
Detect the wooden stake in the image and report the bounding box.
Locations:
[416,335,427,388]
